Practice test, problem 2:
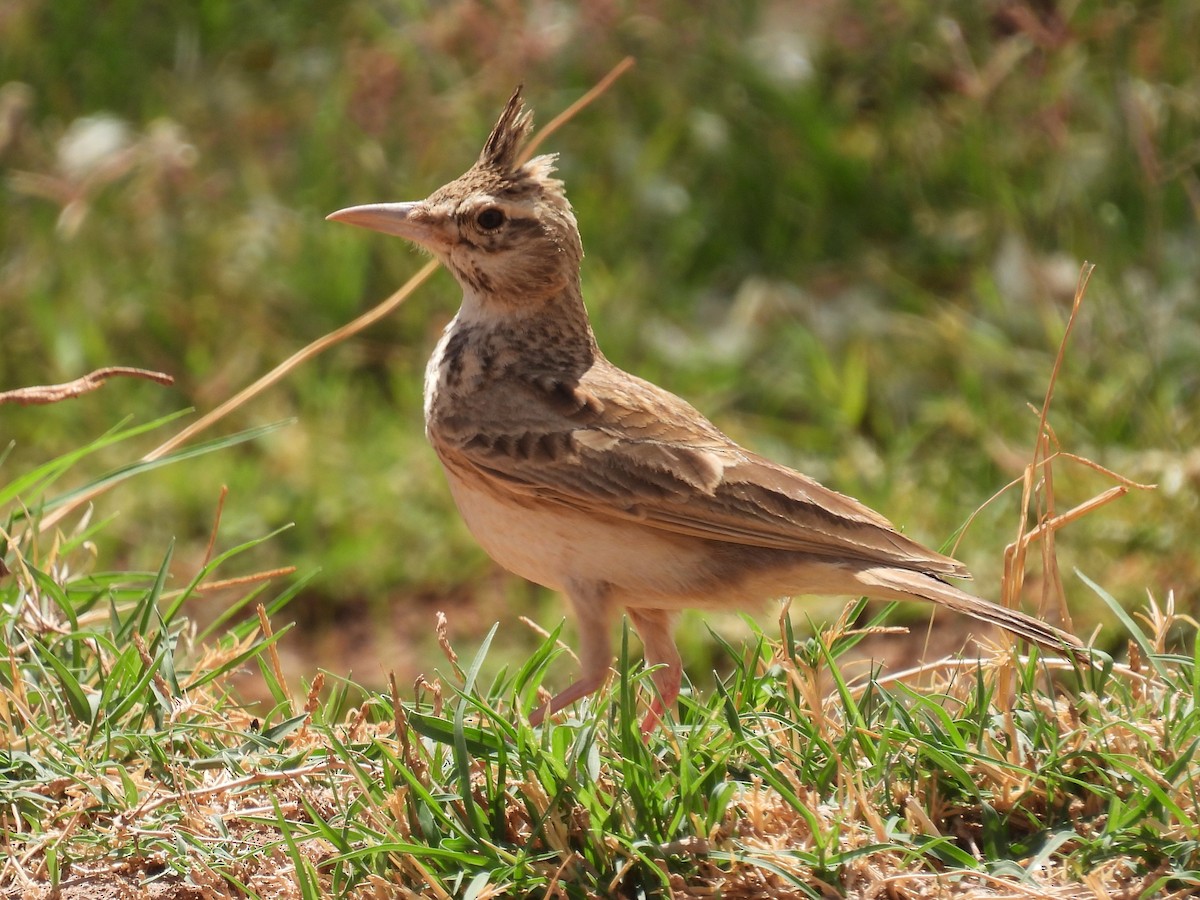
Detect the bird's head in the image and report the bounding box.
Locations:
[328,87,583,307]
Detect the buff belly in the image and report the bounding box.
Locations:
[444,470,716,601]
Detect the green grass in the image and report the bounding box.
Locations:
[4,468,1199,896]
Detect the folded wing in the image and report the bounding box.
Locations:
[436,359,969,578]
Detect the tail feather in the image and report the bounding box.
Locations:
[857,566,1086,659]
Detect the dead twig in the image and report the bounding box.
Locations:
[0,366,173,406]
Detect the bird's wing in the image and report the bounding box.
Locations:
[432,360,969,577]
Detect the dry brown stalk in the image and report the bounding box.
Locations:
[939,263,1153,650]
[133,633,174,706]
[187,565,298,595]
[135,759,343,817]
[0,366,173,406]
[257,602,294,713]
[863,653,1151,695]
[950,448,1155,561]
[518,56,634,164]
[202,484,229,569]
[1003,262,1093,620]
[519,614,580,664]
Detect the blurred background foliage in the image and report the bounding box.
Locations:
[2,0,1197,683]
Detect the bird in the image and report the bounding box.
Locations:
[328,87,1084,731]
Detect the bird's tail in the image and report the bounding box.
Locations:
[856,566,1086,660]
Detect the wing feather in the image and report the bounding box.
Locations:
[433,359,968,577]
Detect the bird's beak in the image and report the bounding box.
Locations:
[326,202,450,250]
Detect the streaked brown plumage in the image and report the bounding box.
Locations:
[328,88,1084,730]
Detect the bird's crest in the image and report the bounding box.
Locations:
[466,87,565,204]
[478,86,534,173]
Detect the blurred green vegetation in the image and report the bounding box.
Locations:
[2,1,1197,677]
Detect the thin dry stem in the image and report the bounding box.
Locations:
[1036,264,1094,473]
[540,852,579,900]
[518,57,635,164]
[1038,419,1065,625]
[859,652,1137,697]
[188,565,298,595]
[518,614,580,664]
[1055,450,1157,490]
[132,634,174,704]
[135,759,343,817]
[202,485,229,569]
[1010,263,1093,623]
[955,443,1156,564]
[258,602,294,713]
[31,260,437,535]
[389,672,412,763]
[1018,485,1129,550]
[0,367,173,406]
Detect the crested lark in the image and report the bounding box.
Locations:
[329,88,1083,731]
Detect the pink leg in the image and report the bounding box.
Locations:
[529,582,613,726]
[627,608,682,733]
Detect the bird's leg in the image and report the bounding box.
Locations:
[627,607,682,733]
[528,582,613,726]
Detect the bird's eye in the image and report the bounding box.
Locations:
[476,207,506,230]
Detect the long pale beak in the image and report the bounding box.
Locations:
[326,202,448,249]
